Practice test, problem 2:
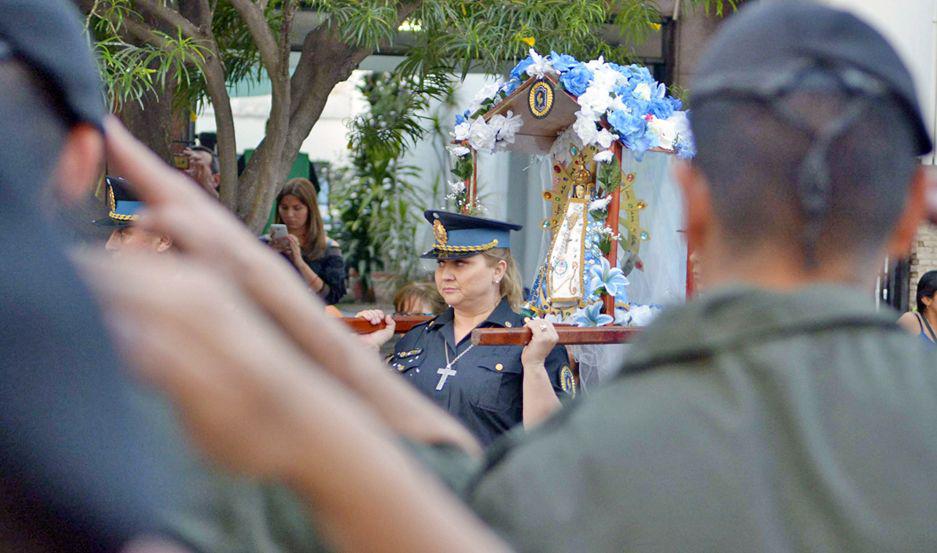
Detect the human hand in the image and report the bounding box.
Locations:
[103,118,280,279]
[286,234,303,262]
[75,251,327,479]
[355,309,395,348]
[521,318,559,367]
[183,147,218,198]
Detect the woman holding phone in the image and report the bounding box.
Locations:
[267,178,346,305]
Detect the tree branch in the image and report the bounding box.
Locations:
[197,0,214,30]
[134,0,203,39]
[227,0,281,77]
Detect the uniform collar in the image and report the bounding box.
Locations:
[428,297,520,349]
[616,283,899,378]
[429,297,519,330]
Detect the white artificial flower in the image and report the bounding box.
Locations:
[595,128,617,149]
[467,117,497,153]
[647,117,678,151]
[447,144,471,157]
[584,56,606,72]
[488,110,523,144]
[448,180,466,194]
[592,65,624,90]
[594,149,614,164]
[632,82,652,102]
[627,304,660,327]
[608,95,628,114]
[589,196,612,211]
[577,86,613,120]
[474,78,503,104]
[527,49,556,78]
[572,111,599,145]
[453,121,471,141]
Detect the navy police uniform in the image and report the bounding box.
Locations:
[390,211,576,446]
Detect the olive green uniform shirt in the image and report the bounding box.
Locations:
[162,284,937,552]
[463,284,937,552]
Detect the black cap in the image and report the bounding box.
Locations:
[692,1,932,156]
[0,0,106,130]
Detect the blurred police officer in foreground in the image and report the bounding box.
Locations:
[0,1,183,551]
[71,2,937,553]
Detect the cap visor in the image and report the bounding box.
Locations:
[420,248,480,260]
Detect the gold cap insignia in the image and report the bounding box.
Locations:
[433,219,448,246]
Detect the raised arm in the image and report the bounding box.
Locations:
[101,118,481,457]
[76,252,506,553]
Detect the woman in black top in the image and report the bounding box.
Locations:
[271,178,346,305]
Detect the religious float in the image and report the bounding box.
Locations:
[349,50,694,384]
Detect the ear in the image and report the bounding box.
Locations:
[155,235,173,254]
[885,165,930,259]
[50,123,104,203]
[674,161,714,255]
[494,259,507,279]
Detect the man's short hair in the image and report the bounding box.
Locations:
[191,144,219,175]
[691,90,918,262]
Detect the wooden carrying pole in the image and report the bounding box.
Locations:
[472,326,640,346]
[343,317,640,346]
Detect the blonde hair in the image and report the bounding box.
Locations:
[394,281,446,315]
[275,177,327,259]
[482,248,523,311]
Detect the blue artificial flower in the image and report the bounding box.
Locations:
[510,56,534,81]
[559,63,593,96]
[623,129,659,160]
[570,301,613,328]
[501,77,522,96]
[648,97,674,120]
[667,96,683,111]
[588,257,629,301]
[549,51,580,73]
[454,109,470,126]
[608,109,647,141]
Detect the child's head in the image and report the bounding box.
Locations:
[394,281,446,316]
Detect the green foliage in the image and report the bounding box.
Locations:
[598,161,622,194]
[331,73,443,291]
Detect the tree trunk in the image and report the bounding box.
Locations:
[116,88,188,163]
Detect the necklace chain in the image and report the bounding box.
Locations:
[444,343,475,370]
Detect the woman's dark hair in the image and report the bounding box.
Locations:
[274,177,327,259]
[916,270,937,313]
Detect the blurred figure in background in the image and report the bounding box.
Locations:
[394,280,446,316]
[898,270,937,343]
[183,145,220,198]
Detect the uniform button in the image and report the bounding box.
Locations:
[495,363,504,371]
[505,321,512,328]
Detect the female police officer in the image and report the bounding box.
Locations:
[358,210,574,447]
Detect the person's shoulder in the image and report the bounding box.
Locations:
[325,237,342,254]
[897,311,921,334]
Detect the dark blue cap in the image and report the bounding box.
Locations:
[94,176,143,227]
[421,210,522,260]
[0,0,107,131]
[692,1,932,155]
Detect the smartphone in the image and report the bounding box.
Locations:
[170,140,195,170]
[269,224,288,240]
